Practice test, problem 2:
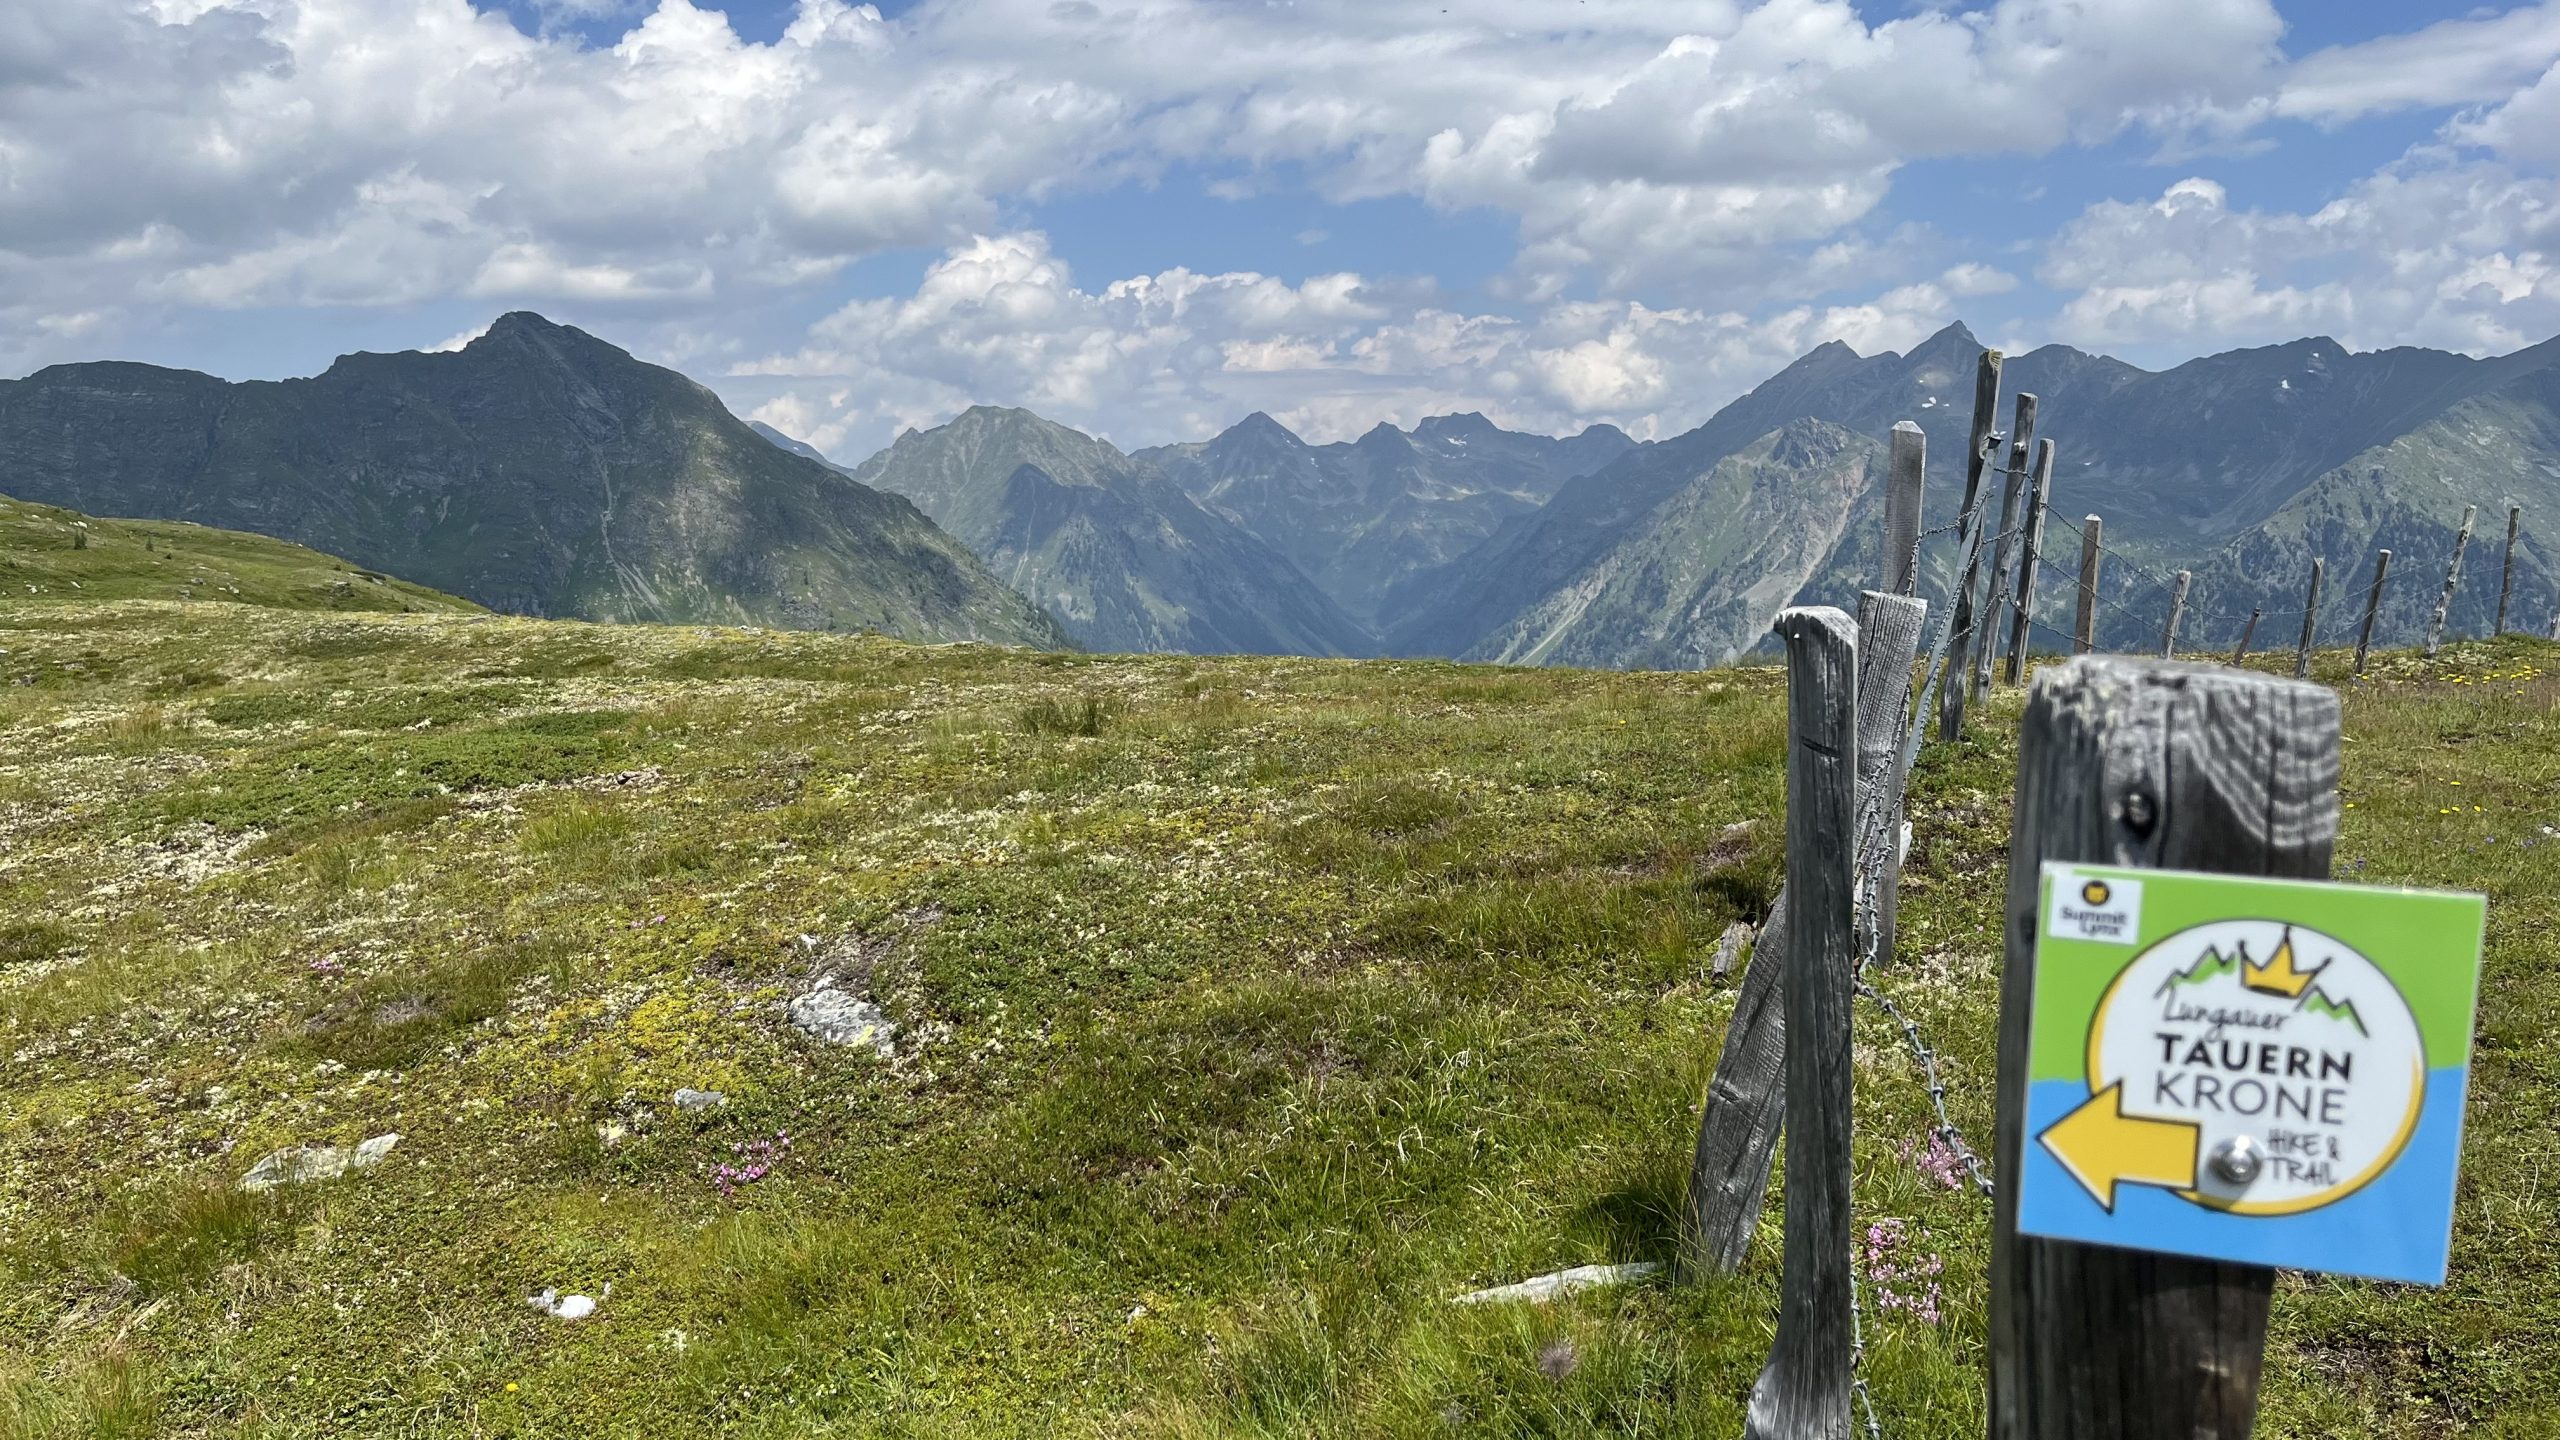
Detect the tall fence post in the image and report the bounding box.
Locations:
[2075,517,2103,654]
[1974,397,2039,704]
[1677,591,1925,1277]
[1855,591,1928,972]
[2426,505,2477,657]
[1886,421,1927,596]
[1744,606,1858,1440]
[2159,570,2190,658]
[1988,657,2340,1439]
[2356,549,2393,674]
[1940,349,2006,742]
[2294,558,2324,680]
[2004,439,2055,685]
[2229,608,2261,666]
[2496,504,2521,635]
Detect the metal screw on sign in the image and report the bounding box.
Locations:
[2208,1136,2264,1188]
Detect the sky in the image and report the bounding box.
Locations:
[7,1,2560,458]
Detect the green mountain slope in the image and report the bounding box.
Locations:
[0,493,480,614]
[1432,421,1881,667]
[0,314,1066,649]
[840,407,1374,656]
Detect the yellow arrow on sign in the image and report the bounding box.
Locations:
[2038,1082,2201,1212]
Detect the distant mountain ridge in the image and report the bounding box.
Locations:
[0,314,1066,648]
[836,406,1376,657]
[1135,411,1636,627]
[1385,321,2560,663]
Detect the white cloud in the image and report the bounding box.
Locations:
[2042,163,2560,356]
[2278,3,2560,121]
[722,228,1960,451]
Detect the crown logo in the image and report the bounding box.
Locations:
[2242,931,2321,999]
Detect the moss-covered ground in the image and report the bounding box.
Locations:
[0,596,2552,1437]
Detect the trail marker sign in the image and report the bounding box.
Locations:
[2017,862,2485,1285]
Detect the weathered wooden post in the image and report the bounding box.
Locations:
[1855,591,1927,972]
[2159,571,2191,658]
[2426,505,2477,657]
[1886,421,1927,596]
[1676,591,1924,1278]
[2294,558,2323,679]
[1973,398,2039,703]
[2356,549,2393,674]
[1744,606,1857,1440]
[2004,439,2055,685]
[2075,517,2103,654]
[1939,350,2006,741]
[2495,505,2521,634]
[2229,608,2261,666]
[1988,657,2339,1439]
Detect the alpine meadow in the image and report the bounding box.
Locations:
[10,2,2560,1437]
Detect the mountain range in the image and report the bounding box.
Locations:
[0,314,1063,648]
[8,312,2557,667]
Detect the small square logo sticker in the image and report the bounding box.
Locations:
[2048,870,2143,945]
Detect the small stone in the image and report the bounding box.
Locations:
[1449,1261,1660,1306]
[788,989,895,1056]
[238,1133,400,1192]
[672,1088,728,1112]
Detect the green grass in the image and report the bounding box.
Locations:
[0,491,479,615]
[0,600,2551,1436]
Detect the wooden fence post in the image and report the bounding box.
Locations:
[2159,571,2190,658]
[2229,608,2261,666]
[1886,421,1926,596]
[1939,350,2006,742]
[1988,657,2339,1439]
[2426,505,2477,657]
[2356,549,2392,674]
[2496,504,2521,634]
[2075,517,2103,654]
[2004,439,2055,685]
[1855,591,1927,972]
[1677,592,1925,1278]
[1744,606,1858,1440]
[1974,398,2039,704]
[2294,558,2323,680]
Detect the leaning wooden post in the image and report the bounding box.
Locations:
[2293,558,2324,679]
[1885,421,1927,595]
[2005,438,2056,684]
[1855,591,1928,972]
[2159,571,2191,658]
[1988,658,2339,1439]
[2229,608,2260,666]
[1744,606,1858,1440]
[2074,517,2103,654]
[2495,504,2521,634]
[1939,349,2006,741]
[1677,592,1924,1278]
[2426,505,2477,657]
[1973,396,2039,703]
[2355,549,2392,674]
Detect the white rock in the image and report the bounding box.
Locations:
[530,1282,611,1320]
[1449,1262,1661,1306]
[238,1133,400,1192]
[788,989,895,1056]
[672,1088,728,1112]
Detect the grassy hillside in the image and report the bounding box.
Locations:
[0,600,2552,1437]
[0,494,480,615]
